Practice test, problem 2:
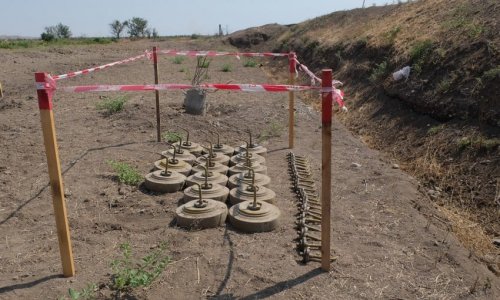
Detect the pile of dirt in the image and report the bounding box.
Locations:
[229,0,500,240]
[226,23,289,49]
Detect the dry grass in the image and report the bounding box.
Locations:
[437,206,498,258]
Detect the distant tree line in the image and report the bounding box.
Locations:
[40,17,158,42]
[41,23,72,41]
[110,17,158,39]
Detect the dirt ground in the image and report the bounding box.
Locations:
[1,38,499,299]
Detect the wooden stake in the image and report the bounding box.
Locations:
[288,52,296,149]
[0,82,3,98]
[153,46,161,142]
[321,69,332,272]
[35,72,75,277]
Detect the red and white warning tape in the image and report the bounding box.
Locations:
[293,58,347,111]
[156,49,289,58]
[49,83,319,93]
[52,53,147,81]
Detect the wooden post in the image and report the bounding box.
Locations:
[321,69,332,272]
[153,46,161,142]
[0,82,3,98]
[288,52,296,149]
[35,72,75,277]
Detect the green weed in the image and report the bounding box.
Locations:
[427,124,444,135]
[63,283,97,300]
[111,242,170,295]
[96,95,127,115]
[442,4,486,39]
[220,63,232,72]
[369,61,388,82]
[171,56,185,64]
[107,160,142,186]
[457,137,472,150]
[482,67,500,81]
[410,40,433,74]
[436,78,453,93]
[243,60,257,67]
[384,26,401,43]
[162,130,183,143]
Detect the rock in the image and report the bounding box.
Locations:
[392,164,400,169]
[493,238,500,247]
[351,162,362,168]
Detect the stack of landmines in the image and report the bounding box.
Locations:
[287,152,324,263]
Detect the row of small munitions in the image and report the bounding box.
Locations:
[144,129,280,233]
[287,152,335,264]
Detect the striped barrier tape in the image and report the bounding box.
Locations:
[294,58,347,111]
[52,53,148,81]
[49,83,320,93]
[155,49,289,59]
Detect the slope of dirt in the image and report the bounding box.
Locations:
[227,0,500,255]
[0,37,499,299]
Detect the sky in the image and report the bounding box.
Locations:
[1,0,393,38]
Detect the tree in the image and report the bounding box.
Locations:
[110,20,128,39]
[127,17,148,38]
[41,23,71,41]
[55,23,71,38]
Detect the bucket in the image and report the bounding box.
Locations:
[184,89,207,115]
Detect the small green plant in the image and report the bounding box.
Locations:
[427,124,444,135]
[111,242,170,295]
[107,160,142,186]
[162,130,183,143]
[442,4,486,39]
[436,78,453,93]
[243,60,257,67]
[220,63,232,72]
[482,66,500,81]
[199,59,210,68]
[477,138,500,151]
[64,283,97,300]
[258,121,284,142]
[410,40,433,75]
[171,56,185,64]
[457,137,472,150]
[179,67,186,72]
[384,26,401,43]
[410,40,433,62]
[369,61,388,82]
[96,95,127,115]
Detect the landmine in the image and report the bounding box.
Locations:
[234,131,267,157]
[227,168,271,189]
[192,153,229,175]
[228,184,280,233]
[183,181,229,203]
[186,165,229,187]
[228,169,275,205]
[176,183,228,229]
[229,145,266,167]
[197,143,230,166]
[228,156,267,176]
[154,150,192,176]
[207,131,234,156]
[173,127,203,156]
[144,159,186,193]
[162,137,196,165]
